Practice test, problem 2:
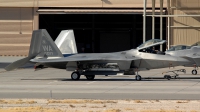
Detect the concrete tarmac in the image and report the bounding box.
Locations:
[0,61,200,100]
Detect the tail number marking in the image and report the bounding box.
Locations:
[42,45,53,55]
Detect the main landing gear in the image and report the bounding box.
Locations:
[71,72,95,80]
[85,75,95,80]
[71,72,80,80]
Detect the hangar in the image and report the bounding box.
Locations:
[0,0,200,56]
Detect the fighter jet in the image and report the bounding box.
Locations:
[165,42,200,75]
[5,29,192,81]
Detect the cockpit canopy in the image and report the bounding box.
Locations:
[137,39,166,50]
[167,45,191,51]
[167,41,200,52]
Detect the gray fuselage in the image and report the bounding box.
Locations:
[42,49,192,71]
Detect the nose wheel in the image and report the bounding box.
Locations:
[192,70,197,75]
[192,64,198,75]
[135,69,142,81]
[135,75,142,81]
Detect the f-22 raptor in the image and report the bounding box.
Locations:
[165,42,200,75]
[5,29,192,81]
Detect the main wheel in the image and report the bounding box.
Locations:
[164,75,168,79]
[135,75,142,81]
[164,75,171,80]
[85,75,95,80]
[71,72,80,80]
[167,75,171,80]
[192,70,197,75]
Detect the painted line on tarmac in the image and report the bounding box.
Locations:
[48,81,58,84]
[87,81,96,84]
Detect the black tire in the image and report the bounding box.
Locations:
[71,72,80,80]
[135,75,142,81]
[164,75,170,79]
[192,70,197,75]
[167,75,171,80]
[85,75,95,80]
[164,75,168,79]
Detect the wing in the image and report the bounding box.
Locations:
[30,55,141,63]
[31,54,141,70]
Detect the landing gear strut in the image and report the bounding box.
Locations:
[135,69,142,81]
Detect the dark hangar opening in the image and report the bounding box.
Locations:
[39,14,166,53]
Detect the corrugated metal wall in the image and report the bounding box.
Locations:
[0,0,167,7]
[0,8,33,56]
[171,0,200,46]
[0,0,36,7]
[101,0,167,7]
[0,0,168,56]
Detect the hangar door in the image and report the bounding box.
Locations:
[100,32,130,53]
[0,8,33,56]
[39,9,166,53]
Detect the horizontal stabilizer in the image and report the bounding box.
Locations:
[5,56,35,71]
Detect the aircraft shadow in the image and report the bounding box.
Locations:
[21,77,200,82]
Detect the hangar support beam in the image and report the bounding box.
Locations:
[143,0,147,43]
[152,0,155,39]
[33,7,39,30]
[167,0,170,50]
[160,0,163,51]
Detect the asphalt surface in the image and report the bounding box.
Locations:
[0,56,200,100]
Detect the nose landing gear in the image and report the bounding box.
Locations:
[135,75,142,81]
[192,69,197,75]
[135,69,142,81]
[192,64,198,75]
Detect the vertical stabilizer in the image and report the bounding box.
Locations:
[29,29,63,58]
[55,30,78,54]
[5,29,63,71]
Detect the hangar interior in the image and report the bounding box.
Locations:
[39,13,166,53]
